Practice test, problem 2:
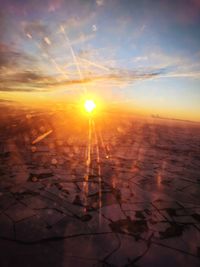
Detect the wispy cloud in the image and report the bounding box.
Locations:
[0,43,33,70]
[96,0,105,7]
[1,0,200,99]
[0,65,166,92]
[1,37,200,94]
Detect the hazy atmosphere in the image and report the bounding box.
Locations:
[0,0,200,120]
[0,1,200,267]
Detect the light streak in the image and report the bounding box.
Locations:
[98,127,110,159]
[32,130,53,145]
[92,119,102,224]
[83,116,92,209]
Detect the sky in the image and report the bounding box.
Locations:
[0,0,200,121]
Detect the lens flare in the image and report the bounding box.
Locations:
[84,100,96,113]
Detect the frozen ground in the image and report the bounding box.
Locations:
[0,104,200,267]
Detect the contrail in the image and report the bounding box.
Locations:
[77,57,110,72]
[60,25,87,94]
[26,33,69,80]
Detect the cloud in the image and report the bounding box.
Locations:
[0,43,33,69]
[0,71,48,83]
[131,49,200,80]
[96,0,104,7]
[92,24,97,32]
[159,71,200,79]
[48,0,63,12]
[0,65,167,92]
[60,12,96,32]
[68,32,95,46]
[0,86,37,92]
[0,99,15,103]
[1,62,200,93]
[1,36,200,94]
[22,21,50,41]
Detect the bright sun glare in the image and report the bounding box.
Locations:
[84,100,96,113]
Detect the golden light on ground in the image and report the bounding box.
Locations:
[84,99,96,113]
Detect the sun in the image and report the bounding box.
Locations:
[84,99,96,113]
